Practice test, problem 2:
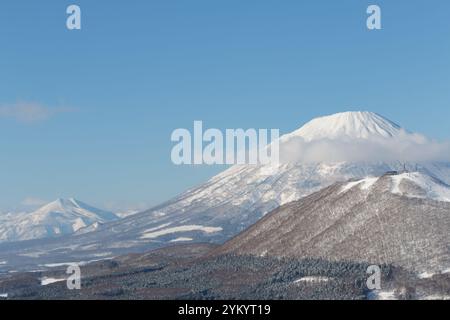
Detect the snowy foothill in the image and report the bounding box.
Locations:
[340,171,450,203]
[391,172,450,202]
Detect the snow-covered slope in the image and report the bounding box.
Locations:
[1,111,449,270]
[0,199,118,243]
[390,172,450,202]
[215,172,450,274]
[96,112,448,247]
[340,172,450,202]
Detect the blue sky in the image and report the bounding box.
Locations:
[1,0,449,211]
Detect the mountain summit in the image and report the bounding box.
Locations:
[0,199,118,243]
[36,198,118,223]
[285,111,403,141]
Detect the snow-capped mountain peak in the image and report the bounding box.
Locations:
[0,199,118,243]
[32,198,117,222]
[285,111,403,142]
[35,198,77,214]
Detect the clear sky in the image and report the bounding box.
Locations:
[1,0,449,211]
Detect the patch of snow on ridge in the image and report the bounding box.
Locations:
[418,271,435,279]
[40,277,66,286]
[340,172,450,202]
[0,293,8,298]
[141,223,172,234]
[41,262,88,268]
[340,181,363,194]
[170,237,193,242]
[293,276,330,284]
[418,267,450,279]
[340,177,379,194]
[391,172,450,202]
[72,218,87,232]
[360,177,379,190]
[39,259,113,268]
[140,225,223,239]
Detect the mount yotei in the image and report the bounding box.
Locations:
[0,111,449,270]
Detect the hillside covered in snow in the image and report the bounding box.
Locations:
[215,172,450,274]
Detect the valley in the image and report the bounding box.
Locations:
[0,243,448,300]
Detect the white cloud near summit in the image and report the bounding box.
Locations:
[279,131,450,163]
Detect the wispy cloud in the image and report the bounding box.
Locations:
[0,101,74,123]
